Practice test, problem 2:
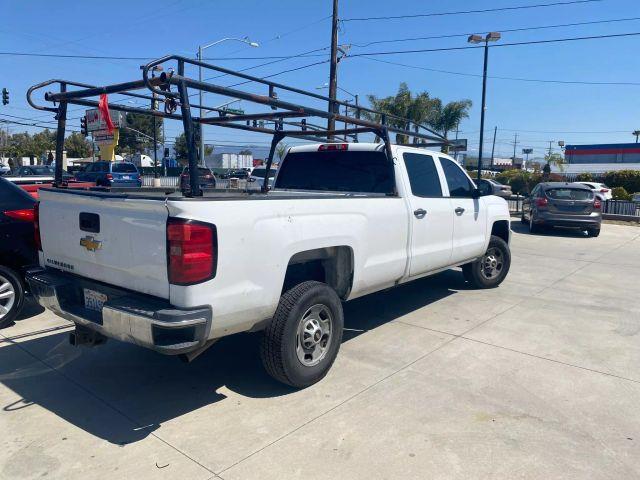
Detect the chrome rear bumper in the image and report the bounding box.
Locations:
[26,268,212,355]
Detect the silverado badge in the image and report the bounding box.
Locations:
[80,235,102,252]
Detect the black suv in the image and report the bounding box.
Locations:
[0,177,38,327]
[180,167,217,194]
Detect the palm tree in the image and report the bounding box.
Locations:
[431,100,473,142]
[365,83,440,144]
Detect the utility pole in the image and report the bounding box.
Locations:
[490,126,497,170]
[327,0,339,138]
[511,132,519,167]
[454,123,460,161]
[548,140,554,157]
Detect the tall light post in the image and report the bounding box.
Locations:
[317,83,359,141]
[197,37,259,166]
[468,32,501,181]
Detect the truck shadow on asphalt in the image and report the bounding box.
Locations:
[0,271,461,445]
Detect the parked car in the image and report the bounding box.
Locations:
[180,167,216,194]
[633,192,640,203]
[0,163,10,176]
[578,182,612,201]
[0,177,37,327]
[75,161,142,188]
[10,165,73,181]
[219,169,249,180]
[249,166,277,188]
[521,182,601,236]
[477,178,512,198]
[28,143,511,387]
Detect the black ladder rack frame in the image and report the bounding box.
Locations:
[27,54,449,197]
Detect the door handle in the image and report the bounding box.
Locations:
[455,207,465,215]
[413,208,427,219]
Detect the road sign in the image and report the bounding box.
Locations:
[86,108,125,132]
[93,129,115,146]
[522,148,533,154]
[220,107,245,116]
[450,138,467,152]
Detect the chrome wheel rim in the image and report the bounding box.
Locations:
[0,275,16,320]
[296,304,333,367]
[480,247,504,280]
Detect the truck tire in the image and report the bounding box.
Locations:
[0,266,25,329]
[260,281,344,388]
[462,235,511,289]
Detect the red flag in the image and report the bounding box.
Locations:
[98,94,115,133]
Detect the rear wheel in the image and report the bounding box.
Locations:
[462,235,511,289]
[529,213,541,234]
[0,266,25,329]
[587,228,600,237]
[260,281,343,388]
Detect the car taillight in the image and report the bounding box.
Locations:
[106,173,113,181]
[4,208,35,222]
[318,143,348,151]
[167,218,216,285]
[34,202,42,251]
[594,197,602,209]
[535,197,548,207]
[600,188,609,193]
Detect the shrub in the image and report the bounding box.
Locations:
[612,186,632,200]
[495,169,541,195]
[575,172,594,182]
[603,170,640,193]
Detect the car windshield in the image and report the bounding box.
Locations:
[546,188,593,200]
[252,169,276,178]
[30,166,54,175]
[112,163,138,173]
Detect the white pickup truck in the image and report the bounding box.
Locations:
[27,143,511,387]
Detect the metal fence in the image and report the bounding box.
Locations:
[141,175,260,191]
[141,175,179,187]
[505,195,640,219]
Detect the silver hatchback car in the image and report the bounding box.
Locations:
[521,182,602,237]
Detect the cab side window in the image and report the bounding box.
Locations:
[440,157,474,197]
[403,153,443,197]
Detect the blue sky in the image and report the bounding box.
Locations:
[2,0,639,158]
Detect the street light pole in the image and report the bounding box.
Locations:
[468,32,501,181]
[197,37,259,166]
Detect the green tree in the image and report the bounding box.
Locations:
[575,172,594,182]
[431,100,473,145]
[118,113,163,155]
[174,133,188,162]
[239,149,253,156]
[65,132,92,158]
[275,143,289,163]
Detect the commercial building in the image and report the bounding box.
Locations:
[554,143,640,175]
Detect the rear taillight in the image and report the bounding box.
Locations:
[106,173,113,181]
[34,202,42,251]
[535,197,548,207]
[318,143,348,151]
[167,218,216,285]
[594,197,602,209]
[4,208,35,222]
[600,188,609,193]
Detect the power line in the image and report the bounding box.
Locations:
[341,0,603,22]
[348,16,640,48]
[360,56,640,86]
[348,31,640,57]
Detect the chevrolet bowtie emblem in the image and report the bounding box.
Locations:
[80,235,102,252]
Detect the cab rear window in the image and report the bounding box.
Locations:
[546,188,593,200]
[275,151,393,194]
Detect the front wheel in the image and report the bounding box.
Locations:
[462,235,511,289]
[0,266,25,329]
[587,228,600,237]
[260,281,343,388]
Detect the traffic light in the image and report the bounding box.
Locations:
[1,88,8,105]
[80,116,88,136]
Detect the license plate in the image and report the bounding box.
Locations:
[83,288,107,312]
[122,175,130,180]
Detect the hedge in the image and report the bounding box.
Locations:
[602,170,640,194]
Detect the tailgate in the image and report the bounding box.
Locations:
[38,190,170,298]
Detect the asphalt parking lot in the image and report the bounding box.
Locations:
[1,222,639,480]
